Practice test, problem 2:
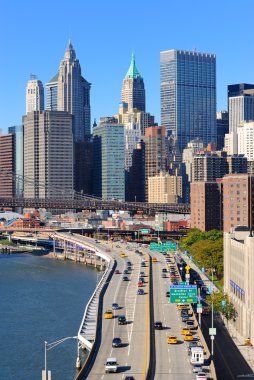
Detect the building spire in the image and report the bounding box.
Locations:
[64,39,76,61]
[125,53,142,79]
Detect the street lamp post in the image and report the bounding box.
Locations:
[43,336,78,380]
[211,268,215,357]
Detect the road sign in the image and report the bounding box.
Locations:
[209,328,216,336]
[185,265,191,273]
[170,285,197,303]
[141,229,149,234]
[221,300,226,307]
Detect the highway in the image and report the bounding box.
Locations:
[86,241,150,379]
[147,247,210,380]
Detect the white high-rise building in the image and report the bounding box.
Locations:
[124,123,142,171]
[238,121,254,161]
[228,84,254,133]
[26,75,44,114]
[182,138,204,183]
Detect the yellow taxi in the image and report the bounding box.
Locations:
[104,310,113,319]
[120,253,126,258]
[177,303,188,310]
[167,335,178,344]
[152,257,158,263]
[181,327,191,335]
[184,333,194,342]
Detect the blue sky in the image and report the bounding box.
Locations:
[1,0,254,132]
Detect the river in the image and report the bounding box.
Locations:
[0,252,98,380]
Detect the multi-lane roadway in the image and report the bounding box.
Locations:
[74,238,212,380]
[86,241,150,379]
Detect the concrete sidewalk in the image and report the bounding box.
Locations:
[179,251,254,373]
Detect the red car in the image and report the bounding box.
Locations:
[138,281,143,287]
[115,269,121,274]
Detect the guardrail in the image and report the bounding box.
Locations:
[77,253,112,350]
[74,259,117,379]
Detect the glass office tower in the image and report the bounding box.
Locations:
[160,50,216,150]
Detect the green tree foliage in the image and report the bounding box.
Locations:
[180,229,223,279]
[206,292,227,313]
[222,302,238,326]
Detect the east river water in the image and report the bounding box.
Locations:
[0,252,98,380]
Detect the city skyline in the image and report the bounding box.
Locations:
[1,0,254,132]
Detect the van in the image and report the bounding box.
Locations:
[190,347,204,365]
[105,357,118,373]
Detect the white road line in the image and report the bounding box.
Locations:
[127,257,140,355]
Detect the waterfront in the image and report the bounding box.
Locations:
[0,252,98,380]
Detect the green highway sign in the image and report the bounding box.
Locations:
[150,241,177,252]
[170,285,197,303]
[141,229,149,234]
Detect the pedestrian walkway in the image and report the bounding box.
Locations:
[179,251,254,373]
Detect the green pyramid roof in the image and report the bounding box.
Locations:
[125,53,142,79]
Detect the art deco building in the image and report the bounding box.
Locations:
[26,75,44,114]
[160,49,216,150]
[121,54,145,112]
[57,40,91,140]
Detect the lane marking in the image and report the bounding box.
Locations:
[141,252,150,380]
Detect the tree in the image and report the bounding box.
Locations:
[206,292,226,313]
[222,302,238,327]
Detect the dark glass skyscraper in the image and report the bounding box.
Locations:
[160,50,216,150]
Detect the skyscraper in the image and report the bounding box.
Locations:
[121,54,145,112]
[93,118,125,200]
[57,40,91,140]
[216,111,229,150]
[145,126,167,200]
[26,75,44,114]
[46,74,58,111]
[228,84,254,134]
[23,111,73,198]
[160,50,216,150]
[0,133,15,197]
[8,125,24,197]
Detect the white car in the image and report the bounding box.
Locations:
[192,364,203,373]
[105,357,118,373]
